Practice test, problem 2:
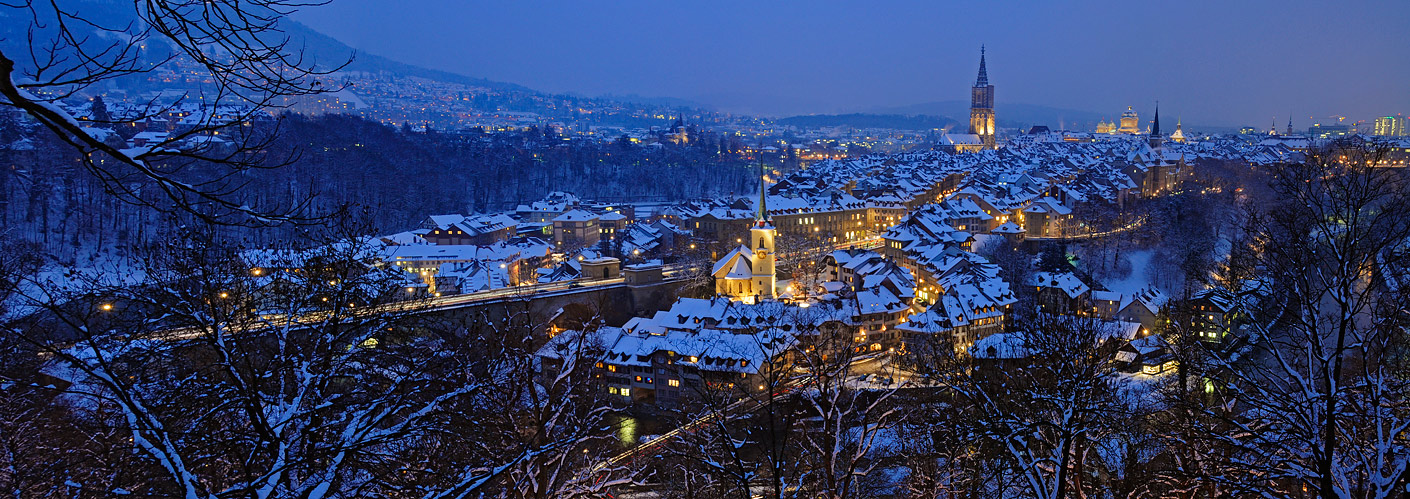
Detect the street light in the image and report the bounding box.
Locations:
[100,303,113,311]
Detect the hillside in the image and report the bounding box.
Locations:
[279,21,532,93]
[776,113,958,131]
[869,100,1107,130]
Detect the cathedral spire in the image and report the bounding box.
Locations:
[975,45,989,87]
[756,151,769,224]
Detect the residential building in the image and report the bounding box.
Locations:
[552,209,601,249]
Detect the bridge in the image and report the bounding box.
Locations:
[148,266,697,342]
[1023,216,1146,243]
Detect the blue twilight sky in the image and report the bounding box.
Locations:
[293,0,1410,127]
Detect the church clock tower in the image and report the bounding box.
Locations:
[969,46,996,149]
[750,160,776,301]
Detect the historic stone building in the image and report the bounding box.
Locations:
[969,46,996,150]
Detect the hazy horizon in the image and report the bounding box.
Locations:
[294,0,1410,127]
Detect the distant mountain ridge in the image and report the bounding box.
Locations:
[279,21,533,93]
[868,100,1108,130]
[0,5,1128,130]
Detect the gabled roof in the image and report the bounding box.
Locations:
[553,209,599,222]
[1028,271,1090,299]
[712,245,756,278]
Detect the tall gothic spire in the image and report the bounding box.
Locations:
[1150,101,1161,137]
[756,152,768,223]
[975,45,989,87]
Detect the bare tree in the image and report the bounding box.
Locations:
[652,303,807,499]
[6,223,518,497]
[0,0,347,224]
[1200,139,1410,498]
[941,315,1124,499]
[792,319,903,499]
[775,230,832,299]
[430,304,633,499]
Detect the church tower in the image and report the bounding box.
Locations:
[1148,102,1164,149]
[750,160,776,300]
[969,46,995,149]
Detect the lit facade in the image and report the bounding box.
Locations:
[1374,116,1406,137]
[968,46,996,149]
[1117,106,1141,134]
[713,169,778,302]
[1170,118,1186,143]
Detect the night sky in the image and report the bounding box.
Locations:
[295,0,1410,127]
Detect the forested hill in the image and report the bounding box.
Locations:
[0,113,754,262]
[776,114,959,131]
[253,115,756,218]
[0,3,719,128]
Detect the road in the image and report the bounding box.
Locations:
[149,271,670,342]
[1026,216,1147,242]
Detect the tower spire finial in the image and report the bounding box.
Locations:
[756,146,768,224]
[1151,101,1161,136]
[975,45,989,87]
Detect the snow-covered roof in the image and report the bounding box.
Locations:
[1029,271,1090,299]
[553,209,599,222]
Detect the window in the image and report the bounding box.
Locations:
[668,379,680,387]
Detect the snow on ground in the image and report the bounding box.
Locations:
[971,233,1002,254]
[1111,369,1172,410]
[1101,249,1155,295]
[5,248,145,319]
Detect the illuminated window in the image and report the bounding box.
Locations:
[668,379,680,387]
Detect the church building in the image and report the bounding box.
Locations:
[968,46,996,149]
[1149,102,1164,149]
[712,164,778,303]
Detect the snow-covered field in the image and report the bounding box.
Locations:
[1099,249,1160,295]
